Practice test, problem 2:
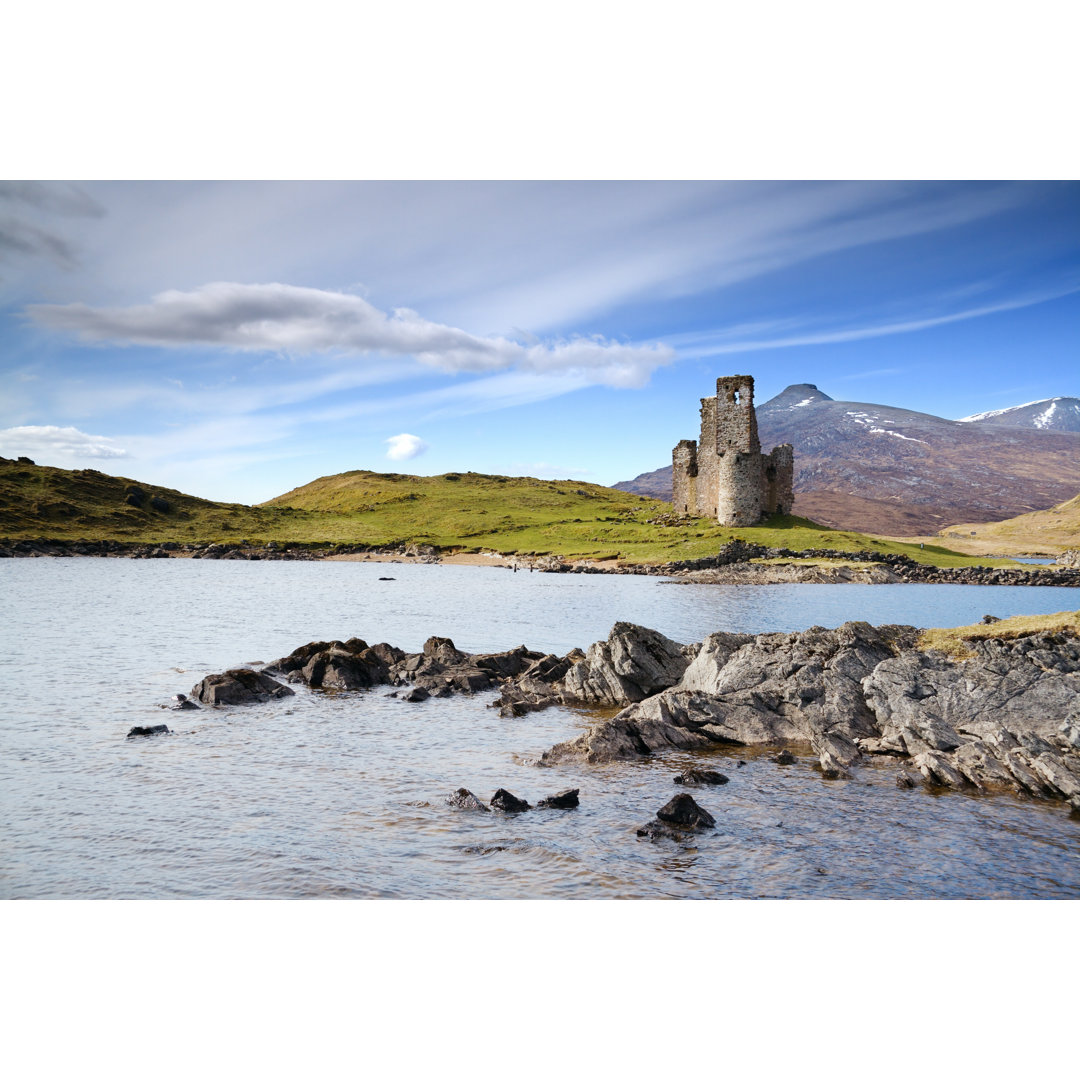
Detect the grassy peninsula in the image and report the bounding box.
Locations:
[0,457,1027,569]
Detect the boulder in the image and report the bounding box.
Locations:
[190,668,295,706]
[401,687,430,702]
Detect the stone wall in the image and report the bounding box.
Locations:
[671,375,794,525]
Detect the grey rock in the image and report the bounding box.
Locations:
[190,668,294,706]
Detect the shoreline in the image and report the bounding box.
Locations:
[3,536,1080,587]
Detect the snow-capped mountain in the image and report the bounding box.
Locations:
[958,397,1080,432]
[613,383,1080,535]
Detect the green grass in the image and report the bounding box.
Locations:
[918,610,1080,658]
[0,458,1025,569]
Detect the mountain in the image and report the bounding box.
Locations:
[958,397,1080,432]
[613,383,1080,535]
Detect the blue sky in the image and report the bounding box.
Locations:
[1,180,1077,503]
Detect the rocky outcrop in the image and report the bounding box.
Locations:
[1059,550,1080,569]
[533,621,1080,811]
[183,618,1080,813]
[543,622,914,767]
[495,623,696,716]
[190,669,295,705]
[263,635,544,699]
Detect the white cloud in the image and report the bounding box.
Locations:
[0,425,129,461]
[385,433,428,461]
[26,281,675,389]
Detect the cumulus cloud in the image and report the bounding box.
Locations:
[26,281,675,389]
[0,425,129,461]
[385,433,428,461]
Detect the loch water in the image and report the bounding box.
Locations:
[2,557,1079,899]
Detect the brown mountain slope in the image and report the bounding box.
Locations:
[613,383,1080,534]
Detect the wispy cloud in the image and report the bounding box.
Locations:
[0,181,105,269]
[26,281,675,389]
[668,281,1080,359]
[0,424,129,460]
[385,433,428,461]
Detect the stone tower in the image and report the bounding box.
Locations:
[671,375,794,526]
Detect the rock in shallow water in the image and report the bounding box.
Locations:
[127,724,169,738]
[656,793,715,828]
[537,788,580,809]
[673,768,729,786]
[190,668,295,706]
[447,788,490,811]
[490,788,531,812]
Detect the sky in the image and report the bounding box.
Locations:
[1,179,1077,503]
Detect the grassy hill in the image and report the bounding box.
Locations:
[935,493,1080,556]
[0,457,1020,568]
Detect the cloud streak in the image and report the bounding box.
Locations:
[26,281,675,389]
[668,281,1080,359]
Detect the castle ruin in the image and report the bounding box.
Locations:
[672,375,794,525]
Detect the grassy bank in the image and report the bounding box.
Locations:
[0,458,1026,569]
[919,610,1080,658]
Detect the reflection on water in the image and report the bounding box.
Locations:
[1,558,1078,899]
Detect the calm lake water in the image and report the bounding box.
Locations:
[2,558,1079,899]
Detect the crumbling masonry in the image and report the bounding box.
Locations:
[672,375,794,525]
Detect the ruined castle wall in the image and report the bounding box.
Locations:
[763,443,795,515]
[713,376,760,457]
[672,440,698,514]
[695,397,721,517]
[715,452,765,525]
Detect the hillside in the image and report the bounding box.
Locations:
[934,492,1080,556]
[614,383,1080,534]
[0,457,1009,568]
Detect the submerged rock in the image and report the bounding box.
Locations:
[127,724,169,737]
[772,750,797,765]
[537,788,580,809]
[673,768,729,786]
